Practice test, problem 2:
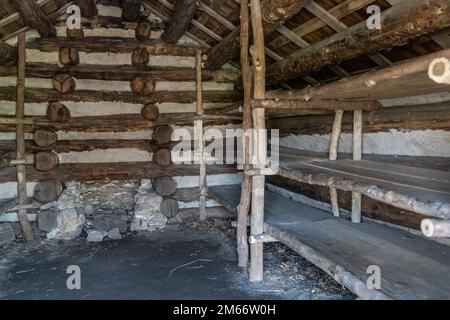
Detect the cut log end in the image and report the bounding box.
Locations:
[131,48,149,66]
[47,102,71,123]
[429,57,450,84]
[136,21,152,41]
[33,179,64,203]
[66,28,84,40]
[35,151,59,172]
[141,103,159,121]
[421,219,450,238]
[33,129,58,147]
[131,77,155,95]
[152,125,173,145]
[59,47,80,66]
[160,198,179,218]
[153,176,177,196]
[153,148,172,167]
[53,73,76,94]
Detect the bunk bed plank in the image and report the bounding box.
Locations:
[279,152,450,219]
[209,185,450,300]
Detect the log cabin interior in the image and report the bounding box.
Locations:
[0,0,449,301]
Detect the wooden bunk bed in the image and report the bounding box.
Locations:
[209,0,450,299]
[209,185,450,300]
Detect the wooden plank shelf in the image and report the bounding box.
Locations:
[278,150,450,219]
[209,185,450,300]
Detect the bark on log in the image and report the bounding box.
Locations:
[0,139,165,154]
[131,77,155,95]
[47,102,71,123]
[266,49,450,101]
[267,175,427,230]
[11,0,56,38]
[153,176,177,196]
[33,129,58,147]
[237,0,251,269]
[161,0,198,44]
[0,162,238,183]
[0,114,241,133]
[121,0,143,22]
[59,47,80,66]
[141,103,159,121]
[205,0,310,70]
[35,151,59,172]
[160,198,179,218]
[153,148,172,167]
[252,99,381,111]
[15,31,34,241]
[152,125,173,145]
[33,179,63,203]
[28,37,202,56]
[268,102,450,136]
[74,0,98,18]
[0,87,241,104]
[53,73,76,93]
[266,0,450,85]
[0,63,239,82]
[0,42,17,66]
[135,20,152,41]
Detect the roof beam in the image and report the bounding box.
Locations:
[74,0,98,18]
[161,0,198,44]
[266,49,450,101]
[0,42,17,65]
[121,0,143,22]
[205,0,310,70]
[10,0,56,38]
[266,0,450,85]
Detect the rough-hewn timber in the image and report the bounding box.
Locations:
[205,0,310,70]
[0,87,241,104]
[27,37,202,56]
[161,0,198,44]
[266,0,450,85]
[0,63,239,82]
[0,162,238,183]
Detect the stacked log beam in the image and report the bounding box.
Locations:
[0,163,238,183]
[27,37,203,56]
[0,87,241,104]
[0,63,240,82]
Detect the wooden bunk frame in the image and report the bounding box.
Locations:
[226,0,450,298]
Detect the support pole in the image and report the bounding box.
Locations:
[196,49,207,221]
[15,32,34,241]
[352,110,363,224]
[237,0,251,269]
[329,110,343,217]
[249,0,267,282]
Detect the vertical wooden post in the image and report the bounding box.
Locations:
[329,110,343,217]
[249,0,266,282]
[196,49,207,221]
[352,110,363,223]
[237,0,252,269]
[16,32,34,241]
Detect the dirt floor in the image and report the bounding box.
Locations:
[0,218,354,300]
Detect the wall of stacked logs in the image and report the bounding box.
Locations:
[0,3,242,222]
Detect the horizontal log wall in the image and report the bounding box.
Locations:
[0,3,243,206]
